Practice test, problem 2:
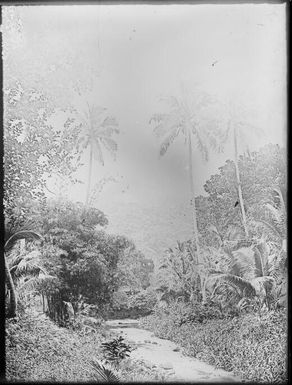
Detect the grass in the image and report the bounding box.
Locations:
[5,309,166,382]
[140,308,287,383]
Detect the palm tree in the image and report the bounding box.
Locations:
[251,187,287,306]
[150,87,223,258]
[220,100,266,237]
[5,230,43,318]
[76,102,119,206]
[253,187,286,247]
[207,239,277,310]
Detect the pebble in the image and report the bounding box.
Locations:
[173,347,180,352]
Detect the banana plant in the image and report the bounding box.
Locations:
[5,229,43,318]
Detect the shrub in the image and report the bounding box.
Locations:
[101,336,132,365]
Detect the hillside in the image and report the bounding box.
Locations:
[101,199,194,267]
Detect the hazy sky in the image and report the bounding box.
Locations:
[11,4,287,257]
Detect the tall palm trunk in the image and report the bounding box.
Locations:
[187,127,207,303]
[5,255,17,318]
[187,127,200,255]
[232,122,248,237]
[85,145,93,206]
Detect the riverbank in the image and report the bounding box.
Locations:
[5,310,166,382]
[107,319,241,382]
[139,308,287,383]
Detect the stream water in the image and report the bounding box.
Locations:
[106,318,242,383]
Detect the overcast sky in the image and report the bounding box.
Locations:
[11,3,287,256]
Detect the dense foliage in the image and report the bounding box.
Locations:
[155,144,287,312]
[4,6,286,384]
[6,312,166,382]
[141,307,287,383]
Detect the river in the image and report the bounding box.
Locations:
[106,318,242,383]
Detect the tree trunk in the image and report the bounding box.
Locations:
[233,122,248,237]
[85,145,93,206]
[187,128,201,256]
[5,255,17,318]
[187,127,207,303]
[201,275,207,303]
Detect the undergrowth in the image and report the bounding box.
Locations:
[5,310,166,382]
[140,306,287,383]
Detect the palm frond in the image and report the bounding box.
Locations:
[192,127,209,162]
[159,127,180,156]
[149,113,168,124]
[208,225,223,245]
[91,360,120,382]
[231,247,257,281]
[159,96,181,110]
[252,219,283,240]
[92,139,104,165]
[250,276,276,298]
[225,225,245,242]
[273,187,286,213]
[5,231,43,253]
[11,259,47,279]
[205,128,223,152]
[214,274,256,298]
[100,137,118,158]
[99,126,119,137]
[101,116,118,129]
[220,123,232,146]
[265,203,285,227]
[90,105,107,122]
[253,242,269,277]
[17,274,57,292]
[153,121,180,139]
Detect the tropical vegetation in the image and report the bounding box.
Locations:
[4,6,286,384]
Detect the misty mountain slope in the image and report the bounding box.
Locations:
[101,200,193,265]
